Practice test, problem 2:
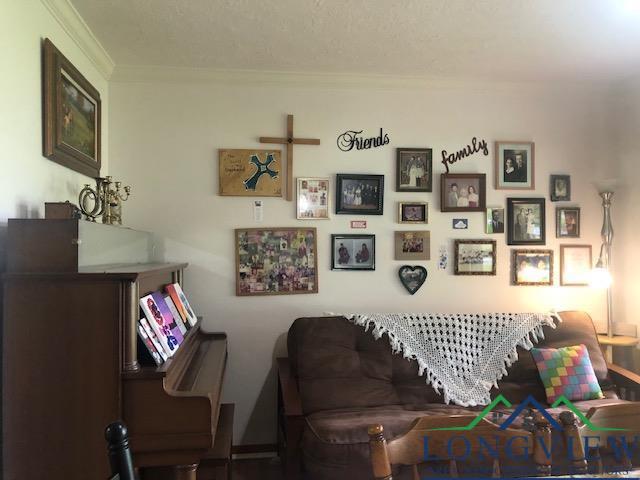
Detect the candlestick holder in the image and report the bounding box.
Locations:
[78,176,131,225]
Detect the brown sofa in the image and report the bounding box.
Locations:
[277,311,640,479]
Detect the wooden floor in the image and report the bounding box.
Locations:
[231,457,284,480]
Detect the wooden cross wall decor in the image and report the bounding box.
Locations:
[260,114,320,201]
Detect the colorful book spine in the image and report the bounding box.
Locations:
[140,318,169,362]
[165,283,198,327]
[164,295,188,334]
[137,323,163,366]
[140,294,180,357]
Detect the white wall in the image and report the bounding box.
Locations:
[0,0,110,235]
[611,75,640,330]
[109,73,614,445]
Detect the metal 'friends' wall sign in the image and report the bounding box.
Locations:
[337,128,390,152]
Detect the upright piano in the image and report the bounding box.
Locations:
[3,219,232,480]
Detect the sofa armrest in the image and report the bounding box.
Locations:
[608,362,640,392]
[277,357,303,417]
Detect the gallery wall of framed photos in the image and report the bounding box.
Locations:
[109,76,615,444]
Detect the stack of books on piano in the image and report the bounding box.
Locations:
[137,283,198,365]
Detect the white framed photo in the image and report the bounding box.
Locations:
[297,177,329,219]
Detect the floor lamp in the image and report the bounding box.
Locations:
[592,191,614,337]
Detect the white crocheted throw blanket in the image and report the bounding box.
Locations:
[346,313,560,407]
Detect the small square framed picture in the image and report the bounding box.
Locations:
[440,173,486,212]
[495,141,535,190]
[452,219,468,229]
[396,148,433,192]
[513,249,554,286]
[336,174,384,215]
[331,234,375,270]
[454,240,497,275]
[560,245,592,286]
[556,207,580,238]
[507,198,546,245]
[486,207,505,234]
[398,202,428,224]
[297,177,329,219]
[550,175,571,202]
[395,231,430,261]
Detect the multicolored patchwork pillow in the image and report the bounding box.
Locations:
[531,344,604,404]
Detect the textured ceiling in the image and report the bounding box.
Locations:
[70,0,640,82]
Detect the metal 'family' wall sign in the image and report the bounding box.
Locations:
[441,137,489,172]
[337,128,390,152]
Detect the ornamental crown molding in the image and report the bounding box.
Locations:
[110,64,611,95]
[41,0,114,80]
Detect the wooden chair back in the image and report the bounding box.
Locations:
[105,421,137,480]
[369,414,552,479]
[577,404,640,474]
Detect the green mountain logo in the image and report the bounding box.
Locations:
[426,394,628,432]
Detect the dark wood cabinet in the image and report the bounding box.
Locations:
[3,219,231,480]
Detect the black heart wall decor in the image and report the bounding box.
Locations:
[398,265,428,295]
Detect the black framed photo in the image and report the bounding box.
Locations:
[454,240,497,275]
[507,198,546,245]
[398,202,428,224]
[513,249,554,286]
[396,148,432,192]
[440,173,486,212]
[331,234,375,270]
[550,175,571,202]
[336,174,384,215]
[556,207,580,238]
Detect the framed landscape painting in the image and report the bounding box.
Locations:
[495,141,535,190]
[42,39,101,177]
[219,149,283,196]
[235,228,317,295]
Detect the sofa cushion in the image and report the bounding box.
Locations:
[288,311,613,414]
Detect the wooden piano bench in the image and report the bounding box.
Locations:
[197,403,235,480]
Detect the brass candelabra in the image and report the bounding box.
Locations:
[78,176,131,225]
